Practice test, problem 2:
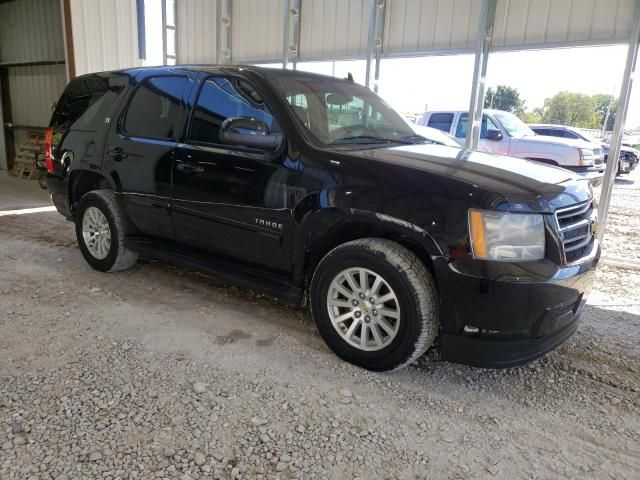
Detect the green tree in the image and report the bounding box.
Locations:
[520,110,542,124]
[484,85,525,115]
[538,91,599,128]
[591,94,617,130]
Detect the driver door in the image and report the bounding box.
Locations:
[455,113,508,154]
[171,75,300,273]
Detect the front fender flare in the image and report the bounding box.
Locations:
[291,208,444,286]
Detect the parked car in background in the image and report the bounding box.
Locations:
[418,109,605,177]
[45,66,600,370]
[529,124,638,175]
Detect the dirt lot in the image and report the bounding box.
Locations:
[1,172,639,480]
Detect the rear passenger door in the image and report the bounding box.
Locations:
[104,74,194,239]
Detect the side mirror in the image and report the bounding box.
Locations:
[219,117,283,151]
[486,129,503,141]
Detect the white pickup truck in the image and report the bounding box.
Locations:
[418,109,605,175]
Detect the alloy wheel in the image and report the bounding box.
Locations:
[326,267,401,351]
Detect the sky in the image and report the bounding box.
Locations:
[296,45,639,130]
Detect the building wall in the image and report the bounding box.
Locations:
[0,0,65,64]
[8,64,68,127]
[0,0,67,169]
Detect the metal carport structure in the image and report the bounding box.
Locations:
[2,0,639,241]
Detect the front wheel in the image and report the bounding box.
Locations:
[310,238,439,371]
[75,190,138,272]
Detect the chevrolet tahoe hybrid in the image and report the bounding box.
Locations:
[45,66,600,371]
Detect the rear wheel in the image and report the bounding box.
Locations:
[310,238,438,371]
[75,190,138,272]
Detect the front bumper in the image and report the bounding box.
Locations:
[434,240,600,368]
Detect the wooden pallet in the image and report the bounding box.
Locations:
[10,130,45,181]
[10,162,37,180]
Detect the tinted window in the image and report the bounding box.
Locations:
[455,114,500,139]
[189,76,277,145]
[427,113,454,132]
[124,76,188,140]
[51,76,123,131]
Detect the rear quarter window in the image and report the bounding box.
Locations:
[50,76,124,132]
[427,113,454,133]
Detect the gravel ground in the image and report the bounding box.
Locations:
[1,172,639,480]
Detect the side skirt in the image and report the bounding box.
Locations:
[125,236,304,307]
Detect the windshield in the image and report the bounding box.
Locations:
[269,75,424,146]
[571,129,599,144]
[493,110,535,138]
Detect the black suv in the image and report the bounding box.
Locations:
[45,66,600,371]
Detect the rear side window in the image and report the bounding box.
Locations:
[189,76,277,145]
[427,113,454,132]
[123,76,188,140]
[51,76,123,131]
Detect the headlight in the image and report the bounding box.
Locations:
[468,209,545,261]
[579,148,595,166]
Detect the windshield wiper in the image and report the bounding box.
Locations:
[329,135,396,145]
[397,134,429,144]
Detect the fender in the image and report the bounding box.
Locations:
[291,207,445,287]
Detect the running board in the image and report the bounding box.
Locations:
[125,236,304,307]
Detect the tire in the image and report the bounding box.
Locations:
[310,238,438,371]
[75,190,139,272]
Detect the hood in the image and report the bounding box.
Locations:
[339,143,593,213]
[518,134,595,149]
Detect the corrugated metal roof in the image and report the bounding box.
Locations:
[70,0,142,76]
[169,0,638,65]
[232,0,285,62]
[4,0,637,73]
[0,0,65,64]
[384,0,480,55]
[492,0,637,50]
[177,0,218,64]
[299,0,371,60]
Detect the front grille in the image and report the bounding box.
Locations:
[554,201,596,264]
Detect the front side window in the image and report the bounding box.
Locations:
[493,110,535,138]
[271,75,416,146]
[455,114,501,139]
[189,76,277,145]
[123,76,188,140]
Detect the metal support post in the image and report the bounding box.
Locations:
[465,0,496,149]
[597,0,640,243]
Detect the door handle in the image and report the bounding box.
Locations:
[106,147,128,160]
[176,162,204,175]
